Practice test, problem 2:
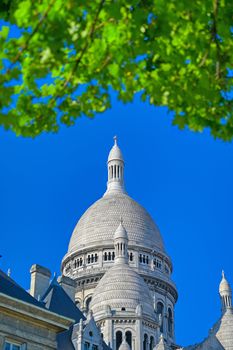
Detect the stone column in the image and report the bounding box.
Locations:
[99,249,103,268]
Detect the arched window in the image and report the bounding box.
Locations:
[157,302,164,333]
[95,253,98,262]
[86,296,92,313]
[126,331,132,348]
[116,331,122,350]
[129,252,133,261]
[87,255,90,264]
[168,308,173,335]
[108,252,111,261]
[146,256,149,264]
[143,334,148,350]
[104,252,107,261]
[80,258,83,266]
[112,251,115,260]
[149,336,155,350]
[91,254,94,263]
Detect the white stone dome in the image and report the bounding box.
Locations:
[108,136,124,162]
[216,309,233,349]
[90,262,156,321]
[219,271,232,294]
[68,192,164,253]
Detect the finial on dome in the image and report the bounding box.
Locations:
[104,137,125,196]
[219,270,232,314]
[114,219,128,264]
[114,220,128,240]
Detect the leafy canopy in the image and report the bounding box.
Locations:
[0,0,233,139]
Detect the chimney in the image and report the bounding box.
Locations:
[57,275,76,302]
[30,264,51,300]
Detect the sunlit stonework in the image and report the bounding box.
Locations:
[60,138,233,350]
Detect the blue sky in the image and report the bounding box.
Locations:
[0,96,233,346]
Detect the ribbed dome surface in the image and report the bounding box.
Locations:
[216,310,233,349]
[90,262,156,321]
[219,273,232,294]
[68,192,164,253]
[108,143,123,162]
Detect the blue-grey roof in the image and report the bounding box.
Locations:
[57,328,75,350]
[0,269,44,309]
[42,277,85,322]
[41,277,86,350]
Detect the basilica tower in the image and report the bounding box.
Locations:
[62,138,178,348]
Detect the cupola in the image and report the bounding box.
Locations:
[105,136,125,195]
[219,271,232,314]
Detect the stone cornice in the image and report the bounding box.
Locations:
[0,293,73,331]
[74,271,178,302]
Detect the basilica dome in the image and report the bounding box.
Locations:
[67,137,165,255]
[216,309,233,349]
[68,191,164,254]
[90,248,156,322]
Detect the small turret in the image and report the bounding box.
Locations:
[105,136,125,195]
[114,219,128,265]
[219,270,232,314]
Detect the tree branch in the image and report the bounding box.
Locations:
[62,0,105,90]
[8,0,56,71]
[212,0,221,79]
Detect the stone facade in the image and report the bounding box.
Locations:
[0,288,72,350]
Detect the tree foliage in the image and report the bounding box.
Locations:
[0,0,233,139]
